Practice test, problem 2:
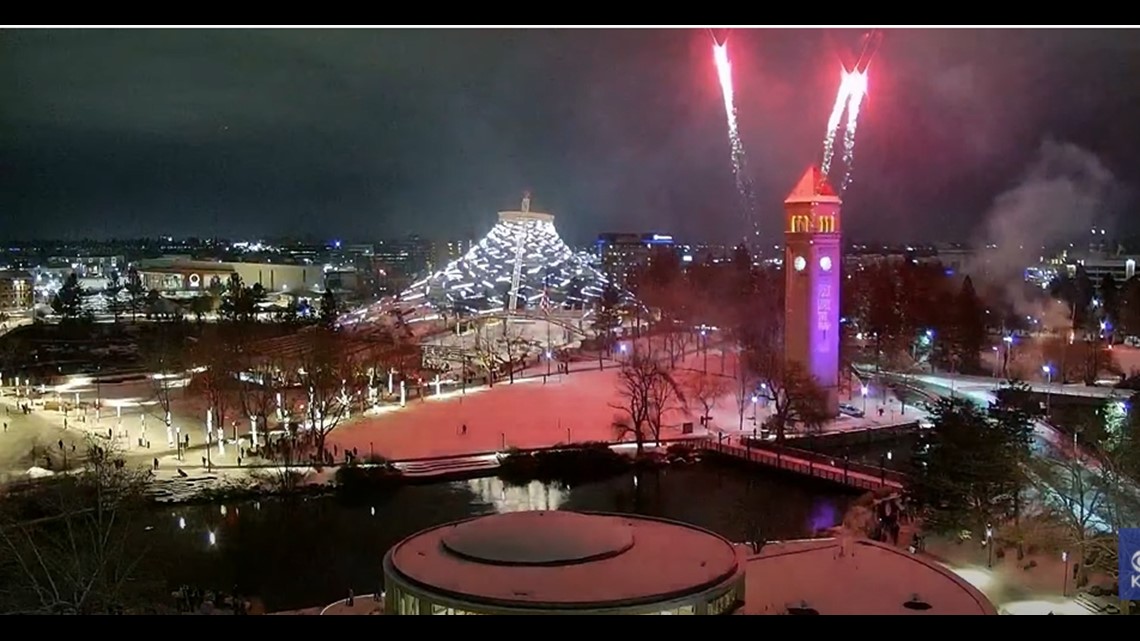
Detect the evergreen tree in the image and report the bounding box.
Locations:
[952,276,987,372]
[51,273,83,320]
[1098,272,1119,329]
[1119,276,1140,337]
[908,397,1026,536]
[319,289,339,328]
[591,283,622,344]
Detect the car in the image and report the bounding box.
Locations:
[838,403,865,418]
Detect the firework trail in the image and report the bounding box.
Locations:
[820,29,881,194]
[840,71,869,192]
[820,69,854,179]
[711,37,759,239]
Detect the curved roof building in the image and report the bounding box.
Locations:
[380,511,998,616]
[383,511,745,615]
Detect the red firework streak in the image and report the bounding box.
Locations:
[831,29,883,74]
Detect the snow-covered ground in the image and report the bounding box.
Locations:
[329,349,918,461]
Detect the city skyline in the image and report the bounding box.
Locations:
[2,28,1139,247]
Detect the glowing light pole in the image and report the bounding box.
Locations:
[860,385,868,415]
[387,369,395,396]
[165,410,174,447]
[1042,364,1053,416]
[249,415,259,448]
[1002,335,1013,377]
[1061,550,1070,596]
[700,329,708,373]
[399,380,406,407]
[985,523,994,568]
[433,374,442,396]
[275,392,284,421]
[205,408,214,469]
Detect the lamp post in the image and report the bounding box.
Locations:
[1062,550,1070,596]
[700,329,708,373]
[1042,364,1053,417]
[985,523,994,568]
[991,346,999,378]
[1002,335,1013,378]
[860,385,868,415]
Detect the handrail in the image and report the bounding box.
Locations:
[697,439,906,490]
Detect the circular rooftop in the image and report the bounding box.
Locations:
[441,511,634,566]
[385,511,743,610]
[498,210,555,224]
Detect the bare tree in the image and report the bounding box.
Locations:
[742,329,830,442]
[611,353,685,455]
[189,329,240,444]
[0,440,155,614]
[141,326,185,445]
[1029,454,1111,587]
[237,353,282,449]
[294,328,357,458]
[646,361,686,443]
[728,344,758,431]
[683,370,730,429]
[469,322,502,387]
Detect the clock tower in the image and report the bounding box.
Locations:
[783,165,841,417]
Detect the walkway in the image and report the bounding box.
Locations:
[700,439,905,492]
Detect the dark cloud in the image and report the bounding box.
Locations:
[1,28,1138,244]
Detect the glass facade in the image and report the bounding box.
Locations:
[644,605,696,615]
[431,604,481,615]
[707,587,741,615]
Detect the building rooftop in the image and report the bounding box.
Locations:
[387,511,742,608]
[744,538,996,615]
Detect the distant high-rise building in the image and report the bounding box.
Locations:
[594,232,676,287]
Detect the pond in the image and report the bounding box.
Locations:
[143,461,856,612]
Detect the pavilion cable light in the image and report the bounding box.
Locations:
[342,195,619,328]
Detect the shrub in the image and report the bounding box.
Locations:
[335,460,403,498]
[498,442,630,487]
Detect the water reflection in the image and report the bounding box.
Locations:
[147,462,853,612]
[466,477,566,513]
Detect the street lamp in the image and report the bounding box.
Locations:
[1042,364,1053,416]
[1002,335,1013,378]
[1062,550,1070,596]
[860,385,868,414]
[991,346,999,378]
[700,329,708,373]
[985,523,994,568]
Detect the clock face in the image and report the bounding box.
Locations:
[819,256,833,272]
[793,256,807,272]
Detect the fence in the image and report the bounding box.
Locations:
[699,439,907,492]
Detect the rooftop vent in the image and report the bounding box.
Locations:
[786,600,820,615]
[903,593,932,611]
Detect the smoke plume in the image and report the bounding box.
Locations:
[966,139,1121,330]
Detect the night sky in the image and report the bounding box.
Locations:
[2,28,1139,245]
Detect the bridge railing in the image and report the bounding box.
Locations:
[700,439,907,490]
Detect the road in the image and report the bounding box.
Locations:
[880,370,1139,530]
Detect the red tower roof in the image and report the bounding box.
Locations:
[784,165,840,205]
